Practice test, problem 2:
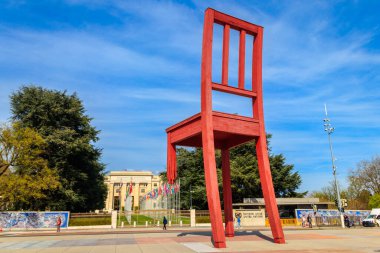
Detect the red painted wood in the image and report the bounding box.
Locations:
[166,133,176,184]
[212,114,259,136]
[222,148,234,237]
[165,8,285,248]
[238,30,246,89]
[222,24,230,86]
[253,26,285,244]
[169,118,201,144]
[212,82,257,98]
[166,111,259,148]
[213,9,260,35]
[166,113,201,132]
[201,9,226,248]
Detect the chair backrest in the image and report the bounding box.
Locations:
[201,8,263,120]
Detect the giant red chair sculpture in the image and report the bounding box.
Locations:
[166,8,285,248]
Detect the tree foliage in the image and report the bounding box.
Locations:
[162,136,305,210]
[345,156,380,209]
[311,156,380,210]
[230,141,305,203]
[368,194,380,209]
[10,86,107,211]
[349,156,380,195]
[0,123,60,210]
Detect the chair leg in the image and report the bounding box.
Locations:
[256,136,285,244]
[202,131,226,248]
[167,134,177,184]
[222,148,234,237]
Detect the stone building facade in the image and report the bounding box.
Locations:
[104,171,162,211]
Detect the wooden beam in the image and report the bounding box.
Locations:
[212,82,257,98]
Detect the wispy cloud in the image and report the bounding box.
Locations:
[1,0,379,192]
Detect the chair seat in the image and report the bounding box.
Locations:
[166,111,260,149]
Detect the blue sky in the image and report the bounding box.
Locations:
[1,0,379,193]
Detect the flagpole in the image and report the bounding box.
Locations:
[118,180,122,227]
[175,180,178,224]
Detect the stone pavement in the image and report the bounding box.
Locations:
[0,227,379,253]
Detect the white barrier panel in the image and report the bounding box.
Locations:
[233,209,265,226]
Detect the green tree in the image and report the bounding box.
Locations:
[368,194,380,209]
[162,136,305,210]
[0,123,60,210]
[230,140,305,203]
[10,86,107,211]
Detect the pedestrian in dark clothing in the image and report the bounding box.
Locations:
[344,214,351,228]
[163,216,168,230]
[307,214,312,228]
[56,216,62,232]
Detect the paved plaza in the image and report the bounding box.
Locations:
[0,227,379,253]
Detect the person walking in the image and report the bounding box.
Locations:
[237,215,241,229]
[163,216,168,230]
[344,214,351,228]
[56,216,62,232]
[301,215,306,227]
[307,214,312,228]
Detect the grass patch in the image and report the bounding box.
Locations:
[69,217,111,226]
[117,214,154,226]
[195,216,225,223]
[117,214,191,226]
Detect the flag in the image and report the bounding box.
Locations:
[126,181,133,199]
[164,183,168,196]
[158,185,162,196]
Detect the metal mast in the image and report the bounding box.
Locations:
[323,104,345,228]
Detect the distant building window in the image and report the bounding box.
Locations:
[141,189,145,193]
[154,183,157,187]
[139,183,148,187]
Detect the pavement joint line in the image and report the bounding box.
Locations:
[0,241,18,249]
[182,242,220,253]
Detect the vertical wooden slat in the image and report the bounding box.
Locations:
[238,30,246,89]
[252,29,262,118]
[252,32,261,93]
[222,24,230,86]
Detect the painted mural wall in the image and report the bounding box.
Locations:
[0,212,70,229]
[295,209,370,219]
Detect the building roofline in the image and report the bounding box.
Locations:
[107,171,157,176]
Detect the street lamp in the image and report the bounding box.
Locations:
[323,104,345,228]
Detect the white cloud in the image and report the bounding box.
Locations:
[1,0,380,193]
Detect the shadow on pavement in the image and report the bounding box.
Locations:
[177,229,274,243]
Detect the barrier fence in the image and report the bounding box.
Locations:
[0,211,70,230]
[1,209,370,229]
[119,209,191,227]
